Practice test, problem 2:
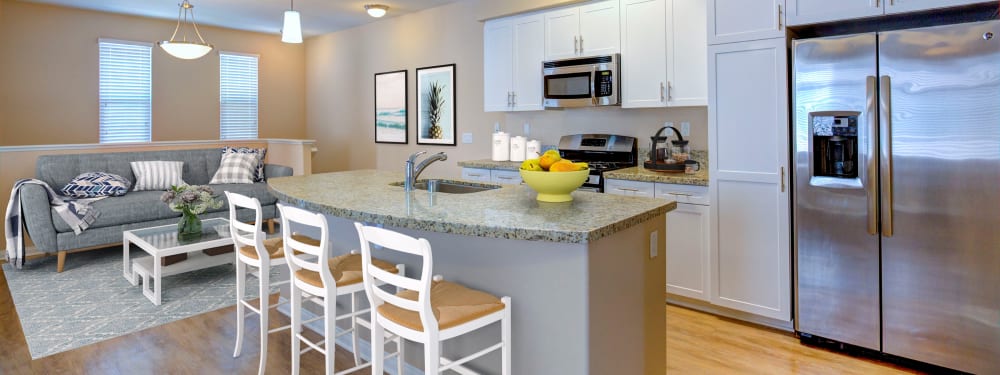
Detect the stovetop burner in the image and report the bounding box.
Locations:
[557,134,638,192]
[587,161,634,171]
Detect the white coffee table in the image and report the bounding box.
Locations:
[122,217,235,305]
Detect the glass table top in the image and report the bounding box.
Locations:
[127,217,231,249]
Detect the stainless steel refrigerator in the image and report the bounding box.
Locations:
[793,20,1000,374]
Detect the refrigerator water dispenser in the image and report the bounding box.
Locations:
[811,113,859,179]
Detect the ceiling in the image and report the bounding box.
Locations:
[19,0,458,37]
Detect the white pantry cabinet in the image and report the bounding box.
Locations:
[544,0,620,60]
[620,0,708,108]
[484,14,545,112]
[786,0,988,26]
[708,0,785,45]
[707,37,790,321]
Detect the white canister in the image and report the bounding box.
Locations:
[526,139,541,159]
[509,136,527,162]
[492,132,510,161]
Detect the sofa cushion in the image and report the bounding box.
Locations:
[51,183,276,233]
[60,172,132,198]
[131,161,186,191]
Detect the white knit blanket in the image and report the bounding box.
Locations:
[4,179,104,269]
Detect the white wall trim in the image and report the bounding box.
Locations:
[0,139,313,153]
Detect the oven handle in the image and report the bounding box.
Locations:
[591,66,598,106]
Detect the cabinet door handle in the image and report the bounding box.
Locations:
[507,91,512,106]
[780,166,786,192]
[616,187,639,192]
[872,0,879,8]
[667,81,673,101]
[468,173,484,177]
[512,92,517,106]
[776,3,783,31]
[574,36,579,54]
[497,176,514,180]
[668,192,692,197]
[579,35,583,54]
[660,82,665,102]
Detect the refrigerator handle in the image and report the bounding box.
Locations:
[866,76,878,235]
[879,75,894,237]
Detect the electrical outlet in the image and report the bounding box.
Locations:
[649,230,658,259]
[680,122,691,137]
[462,133,473,144]
[523,123,531,136]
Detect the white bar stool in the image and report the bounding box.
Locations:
[278,204,405,375]
[354,222,512,375]
[226,192,321,375]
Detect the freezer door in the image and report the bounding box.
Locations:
[879,20,1000,374]
[792,33,880,350]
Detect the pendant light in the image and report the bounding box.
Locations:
[158,0,213,60]
[282,0,303,44]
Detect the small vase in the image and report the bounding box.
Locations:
[178,211,202,240]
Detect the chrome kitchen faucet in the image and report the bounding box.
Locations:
[405,151,448,192]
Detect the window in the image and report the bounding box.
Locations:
[99,39,152,143]
[220,52,259,140]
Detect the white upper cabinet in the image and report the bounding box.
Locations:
[621,0,669,108]
[483,14,545,112]
[787,0,989,26]
[708,0,785,45]
[621,0,707,108]
[545,0,620,60]
[667,0,708,106]
[512,15,545,111]
[484,18,514,112]
[887,0,989,14]
[786,0,881,26]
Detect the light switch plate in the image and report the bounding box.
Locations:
[462,133,473,144]
[649,230,658,259]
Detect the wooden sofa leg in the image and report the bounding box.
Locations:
[267,219,276,234]
[57,251,66,273]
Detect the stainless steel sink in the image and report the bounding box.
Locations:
[390,179,501,194]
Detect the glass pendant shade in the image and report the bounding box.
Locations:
[282,10,303,43]
[160,0,213,60]
[365,4,388,18]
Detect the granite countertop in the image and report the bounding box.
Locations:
[604,166,708,186]
[457,160,522,171]
[267,170,675,244]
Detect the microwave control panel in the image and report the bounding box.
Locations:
[597,71,613,97]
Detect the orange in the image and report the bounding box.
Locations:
[549,160,577,172]
[538,151,562,171]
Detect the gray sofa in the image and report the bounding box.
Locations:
[19,148,291,272]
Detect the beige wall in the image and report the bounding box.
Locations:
[305,0,708,178]
[0,1,306,146]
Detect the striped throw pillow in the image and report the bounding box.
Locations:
[209,152,257,184]
[130,161,186,191]
[61,172,132,198]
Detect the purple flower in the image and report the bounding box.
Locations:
[160,191,176,203]
[180,191,198,203]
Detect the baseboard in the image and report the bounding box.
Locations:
[275,297,424,375]
[666,294,795,332]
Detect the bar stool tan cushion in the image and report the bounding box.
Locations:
[238,234,320,260]
[294,254,399,288]
[378,280,506,331]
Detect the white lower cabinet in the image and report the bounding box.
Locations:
[606,179,711,302]
[461,167,522,185]
[461,168,492,182]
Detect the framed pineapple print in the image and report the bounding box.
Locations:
[374,70,408,144]
[416,64,456,145]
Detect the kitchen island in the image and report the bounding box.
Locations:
[268,170,674,374]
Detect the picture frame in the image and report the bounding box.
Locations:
[374,70,408,144]
[415,64,456,146]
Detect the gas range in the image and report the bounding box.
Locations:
[557,134,637,192]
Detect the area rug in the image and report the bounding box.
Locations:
[3,246,275,359]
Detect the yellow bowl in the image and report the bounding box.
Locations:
[519,168,590,202]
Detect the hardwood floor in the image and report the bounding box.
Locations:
[1,266,921,374]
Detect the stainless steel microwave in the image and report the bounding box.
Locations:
[542,54,620,108]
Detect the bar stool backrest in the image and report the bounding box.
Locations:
[225,192,265,257]
[354,223,437,334]
[276,204,334,289]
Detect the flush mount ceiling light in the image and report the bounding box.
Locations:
[365,4,389,18]
[282,0,302,43]
[158,0,214,60]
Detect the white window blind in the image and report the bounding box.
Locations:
[220,52,259,140]
[99,39,152,143]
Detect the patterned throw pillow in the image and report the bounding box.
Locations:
[60,172,132,198]
[130,161,186,191]
[209,152,257,184]
[222,147,267,182]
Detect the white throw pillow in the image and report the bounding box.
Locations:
[209,152,257,184]
[130,161,186,191]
